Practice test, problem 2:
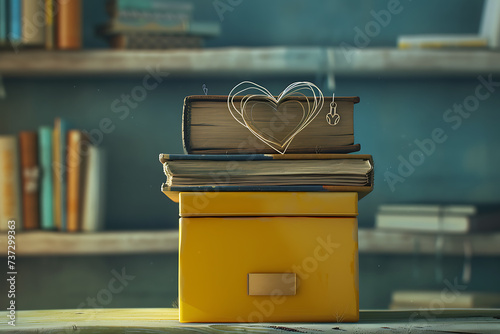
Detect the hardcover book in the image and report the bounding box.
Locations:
[182,95,360,154]
[19,131,40,230]
[0,136,22,231]
[38,126,54,230]
[160,153,374,201]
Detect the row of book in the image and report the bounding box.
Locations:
[0,118,105,232]
[375,204,500,234]
[99,0,220,50]
[0,0,82,50]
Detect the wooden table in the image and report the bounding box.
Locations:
[1,308,499,333]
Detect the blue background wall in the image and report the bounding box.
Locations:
[1,0,499,310]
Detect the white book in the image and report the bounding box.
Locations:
[480,0,500,48]
[81,146,106,232]
[0,136,22,231]
[378,204,477,216]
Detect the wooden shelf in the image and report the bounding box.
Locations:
[1,47,500,77]
[1,228,500,256]
[0,230,178,256]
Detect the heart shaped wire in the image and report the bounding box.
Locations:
[227,81,324,154]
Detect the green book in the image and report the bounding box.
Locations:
[39,126,54,230]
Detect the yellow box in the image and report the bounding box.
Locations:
[178,192,359,323]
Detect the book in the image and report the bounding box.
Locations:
[101,20,220,37]
[107,33,202,49]
[182,96,360,154]
[53,118,70,231]
[21,0,44,46]
[38,126,54,230]
[0,136,22,231]
[81,145,106,232]
[375,205,500,233]
[45,0,54,49]
[0,0,6,45]
[19,131,40,230]
[378,204,477,216]
[108,0,193,18]
[480,0,500,48]
[390,290,500,309]
[160,154,374,201]
[66,130,89,232]
[57,0,81,49]
[9,0,22,44]
[397,34,488,49]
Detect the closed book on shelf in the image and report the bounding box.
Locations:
[21,0,45,46]
[57,0,81,49]
[38,126,54,230]
[19,131,40,230]
[45,0,55,49]
[53,118,70,231]
[0,136,22,231]
[81,146,106,232]
[390,291,500,308]
[0,0,7,44]
[182,95,360,154]
[9,0,22,43]
[66,130,89,232]
[398,35,488,49]
[375,207,500,233]
[160,153,374,201]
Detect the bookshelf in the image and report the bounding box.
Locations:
[2,229,500,256]
[1,48,500,77]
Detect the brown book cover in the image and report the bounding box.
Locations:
[56,0,82,49]
[182,95,360,154]
[19,131,39,230]
[66,130,88,232]
[0,136,22,231]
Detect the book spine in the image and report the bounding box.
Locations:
[38,126,54,230]
[22,0,45,45]
[56,0,81,49]
[45,0,54,50]
[66,130,82,232]
[0,136,22,231]
[181,99,191,154]
[0,0,6,44]
[19,131,40,230]
[9,0,22,43]
[81,146,106,232]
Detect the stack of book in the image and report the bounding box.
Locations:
[375,204,500,234]
[0,118,106,233]
[99,0,220,49]
[0,0,82,50]
[160,94,374,198]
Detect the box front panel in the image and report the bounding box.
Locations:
[179,217,358,322]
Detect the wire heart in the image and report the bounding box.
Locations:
[227,81,324,154]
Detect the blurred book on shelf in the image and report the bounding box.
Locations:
[0,0,82,50]
[0,136,22,231]
[390,290,500,309]
[99,0,220,49]
[480,0,500,48]
[0,118,106,233]
[375,204,500,234]
[397,35,488,49]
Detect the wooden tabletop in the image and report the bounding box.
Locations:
[1,308,499,333]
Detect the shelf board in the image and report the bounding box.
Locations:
[0,230,178,256]
[1,228,500,256]
[1,47,500,77]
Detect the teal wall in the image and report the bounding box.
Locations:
[1,0,499,310]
